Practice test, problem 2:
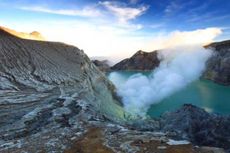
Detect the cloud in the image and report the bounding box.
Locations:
[18,2,148,30]
[4,12,222,65]
[20,2,149,24]
[129,0,140,4]
[164,1,182,14]
[187,13,230,23]
[164,0,194,16]
[108,28,222,117]
[114,46,213,116]
[18,19,147,59]
[41,25,222,63]
[106,26,223,117]
[145,27,222,50]
[20,6,102,17]
[149,23,165,29]
[100,1,148,24]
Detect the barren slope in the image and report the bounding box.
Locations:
[112,50,160,71]
[0,28,124,152]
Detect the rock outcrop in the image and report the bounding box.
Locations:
[92,60,111,72]
[0,27,125,152]
[0,26,45,41]
[111,50,160,71]
[64,104,230,153]
[161,104,230,151]
[111,42,230,86]
[0,27,229,153]
[203,40,230,85]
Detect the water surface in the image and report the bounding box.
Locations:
[108,71,230,117]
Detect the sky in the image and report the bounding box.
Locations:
[0,0,230,62]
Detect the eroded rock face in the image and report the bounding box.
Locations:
[1,28,229,153]
[92,60,111,72]
[161,104,230,151]
[111,50,160,71]
[64,113,227,153]
[203,40,230,85]
[0,28,125,152]
[61,104,230,153]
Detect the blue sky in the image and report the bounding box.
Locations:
[0,0,230,59]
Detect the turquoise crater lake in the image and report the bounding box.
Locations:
[108,71,230,117]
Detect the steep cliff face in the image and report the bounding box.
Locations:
[203,40,230,85]
[0,28,125,152]
[111,50,160,71]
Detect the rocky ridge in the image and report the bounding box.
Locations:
[64,104,230,153]
[110,40,230,85]
[161,104,230,151]
[0,28,125,152]
[111,50,160,71]
[0,28,230,153]
[0,26,45,41]
[203,40,230,85]
[92,60,111,72]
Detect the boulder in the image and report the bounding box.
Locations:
[161,104,230,150]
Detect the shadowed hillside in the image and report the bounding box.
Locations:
[0,28,229,153]
[203,40,230,85]
[0,28,125,152]
[112,50,160,71]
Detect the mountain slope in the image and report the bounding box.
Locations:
[0,28,229,153]
[92,60,111,72]
[111,41,230,85]
[0,28,125,152]
[111,50,160,71]
[203,40,230,85]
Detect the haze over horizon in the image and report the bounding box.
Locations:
[0,0,230,61]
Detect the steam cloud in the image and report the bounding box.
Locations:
[116,46,213,116]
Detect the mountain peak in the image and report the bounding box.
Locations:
[112,50,160,71]
[135,50,146,55]
[0,26,45,41]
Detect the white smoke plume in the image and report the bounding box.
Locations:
[117,46,213,116]
[148,28,222,49]
[110,28,223,117]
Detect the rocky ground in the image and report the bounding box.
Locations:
[161,104,230,151]
[0,28,124,152]
[1,102,229,153]
[0,27,230,153]
[65,126,226,153]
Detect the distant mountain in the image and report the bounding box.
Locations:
[0,26,45,41]
[110,41,230,85]
[203,40,230,85]
[92,60,111,72]
[111,50,160,71]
